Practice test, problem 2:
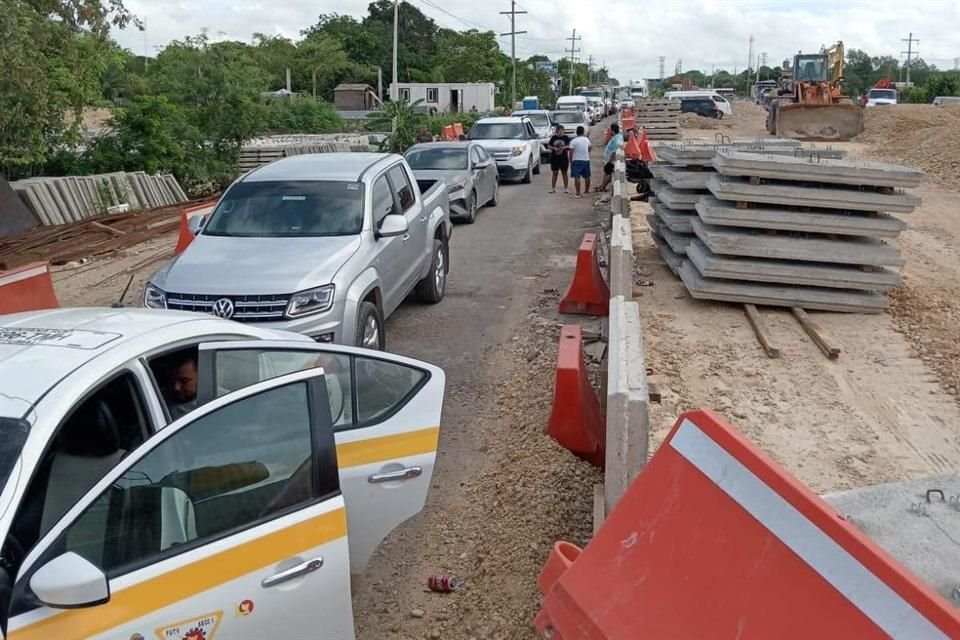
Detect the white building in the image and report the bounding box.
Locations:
[389,82,497,113]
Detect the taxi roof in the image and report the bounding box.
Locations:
[0,308,231,417]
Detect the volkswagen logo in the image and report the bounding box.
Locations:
[211,298,235,319]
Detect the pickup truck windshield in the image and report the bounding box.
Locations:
[469,123,525,140]
[552,112,583,125]
[204,180,364,237]
[868,89,897,100]
[0,417,29,490]
[519,113,550,127]
[406,148,468,170]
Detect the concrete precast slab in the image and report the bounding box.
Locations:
[691,217,905,267]
[651,230,683,275]
[19,183,55,226]
[659,165,715,190]
[33,180,68,225]
[167,175,189,202]
[652,200,697,233]
[707,175,921,214]
[648,214,694,255]
[51,179,83,223]
[678,260,889,313]
[128,173,149,209]
[650,180,701,210]
[686,240,901,291]
[735,146,847,160]
[713,150,925,189]
[9,184,46,229]
[695,196,907,238]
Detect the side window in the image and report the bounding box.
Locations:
[9,371,150,560]
[476,146,490,161]
[387,165,415,213]
[214,349,354,428]
[426,88,438,103]
[148,346,199,421]
[355,357,426,424]
[399,88,410,102]
[53,382,324,575]
[470,146,483,165]
[372,174,395,224]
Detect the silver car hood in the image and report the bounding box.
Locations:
[154,234,362,295]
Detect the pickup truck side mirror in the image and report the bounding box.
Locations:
[187,214,207,236]
[30,552,110,609]
[377,214,409,239]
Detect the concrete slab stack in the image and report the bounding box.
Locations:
[8,172,188,230]
[673,150,925,313]
[240,134,381,172]
[631,99,682,140]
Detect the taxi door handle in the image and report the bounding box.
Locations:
[368,466,422,484]
[261,557,324,588]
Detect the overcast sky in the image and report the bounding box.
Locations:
[114,0,960,81]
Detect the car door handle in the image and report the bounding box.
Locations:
[261,557,324,588]
[401,233,411,243]
[368,466,422,484]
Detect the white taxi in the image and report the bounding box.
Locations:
[0,308,445,639]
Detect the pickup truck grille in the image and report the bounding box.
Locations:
[165,292,289,322]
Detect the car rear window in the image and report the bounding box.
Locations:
[551,112,583,124]
[204,180,364,237]
[406,148,468,170]
[468,123,526,140]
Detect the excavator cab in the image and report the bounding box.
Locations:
[794,55,828,83]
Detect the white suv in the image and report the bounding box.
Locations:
[467,116,542,183]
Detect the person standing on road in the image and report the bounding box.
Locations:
[598,123,624,192]
[547,124,571,193]
[568,125,592,198]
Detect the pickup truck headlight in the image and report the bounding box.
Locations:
[143,283,167,309]
[286,284,335,318]
[511,145,526,156]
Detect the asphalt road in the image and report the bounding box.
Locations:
[355,122,612,627]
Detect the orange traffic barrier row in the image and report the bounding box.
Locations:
[535,409,960,639]
[174,202,218,255]
[624,129,656,163]
[440,123,466,141]
[545,325,605,468]
[559,233,609,316]
[0,262,60,315]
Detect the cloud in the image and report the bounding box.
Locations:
[114,0,960,79]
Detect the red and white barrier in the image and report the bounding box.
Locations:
[0,262,60,315]
[535,409,960,639]
[559,233,610,316]
[174,202,217,255]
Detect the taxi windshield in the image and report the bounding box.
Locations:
[0,417,29,488]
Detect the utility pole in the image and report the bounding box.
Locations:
[658,56,665,80]
[954,57,960,71]
[500,1,527,109]
[746,34,754,89]
[392,0,399,100]
[901,32,919,85]
[587,54,594,84]
[566,29,581,96]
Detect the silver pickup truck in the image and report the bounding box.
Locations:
[143,153,452,349]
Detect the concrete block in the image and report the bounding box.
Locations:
[648,214,694,255]
[650,180,701,210]
[678,260,889,313]
[4,181,43,234]
[658,164,714,190]
[128,172,149,209]
[823,474,960,606]
[609,214,634,299]
[651,229,683,275]
[686,240,902,291]
[652,199,696,233]
[605,295,650,510]
[696,196,907,238]
[713,150,925,189]
[737,146,847,160]
[692,218,905,267]
[15,183,54,226]
[32,180,68,225]
[707,175,922,214]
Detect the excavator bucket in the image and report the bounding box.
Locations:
[776,103,864,141]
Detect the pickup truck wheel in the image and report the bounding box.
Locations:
[465,191,477,224]
[416,239,447,304]
[356,302,385,350]
[522,159,532,184]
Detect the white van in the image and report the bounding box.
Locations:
[556,95,589,115]
[664,90,732,116]
[933,96,960,107]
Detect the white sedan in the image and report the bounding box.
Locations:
[0,308,445,639]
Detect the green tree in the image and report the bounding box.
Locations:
[432,29,506,83]
[368,99,425,153]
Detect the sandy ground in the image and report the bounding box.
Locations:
[643,102,960,492]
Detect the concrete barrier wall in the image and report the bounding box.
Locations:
[609,214,633,300]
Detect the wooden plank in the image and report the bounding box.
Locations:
[744,304,781,358]
[90,221,126,236]
[792,307,841,359]
[593,483,606,535]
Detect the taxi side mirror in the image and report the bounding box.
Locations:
[30,552,109,609]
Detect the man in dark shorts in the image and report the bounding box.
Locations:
[547,124,571,193]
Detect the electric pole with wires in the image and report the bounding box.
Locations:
[500,1,527,109]
[566,29,581,96]
[901,32,919,85]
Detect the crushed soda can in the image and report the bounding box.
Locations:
[427,574,464,593]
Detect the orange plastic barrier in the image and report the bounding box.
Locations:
[453,123,464,138]
[624,129,656,163]
[0,262,59,314]
[441,125,457,141]
[174,202,217,255]
[559,234,609,316]
[621,116,635,132]
[535,409,960,639]
[545,325,605,467]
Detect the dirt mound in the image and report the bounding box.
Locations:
[680,113,720,129]
[731,100,768,118]
[856,105,960,184]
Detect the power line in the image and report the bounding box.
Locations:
[417,0,497,32]
[565,28,581,96]
[500,1,527,109]
[901,32,920,85]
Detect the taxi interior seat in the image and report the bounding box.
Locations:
[40,400,127,537]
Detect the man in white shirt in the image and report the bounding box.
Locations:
[568,126,592,198]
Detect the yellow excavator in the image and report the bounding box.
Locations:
[766,41,864,141]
